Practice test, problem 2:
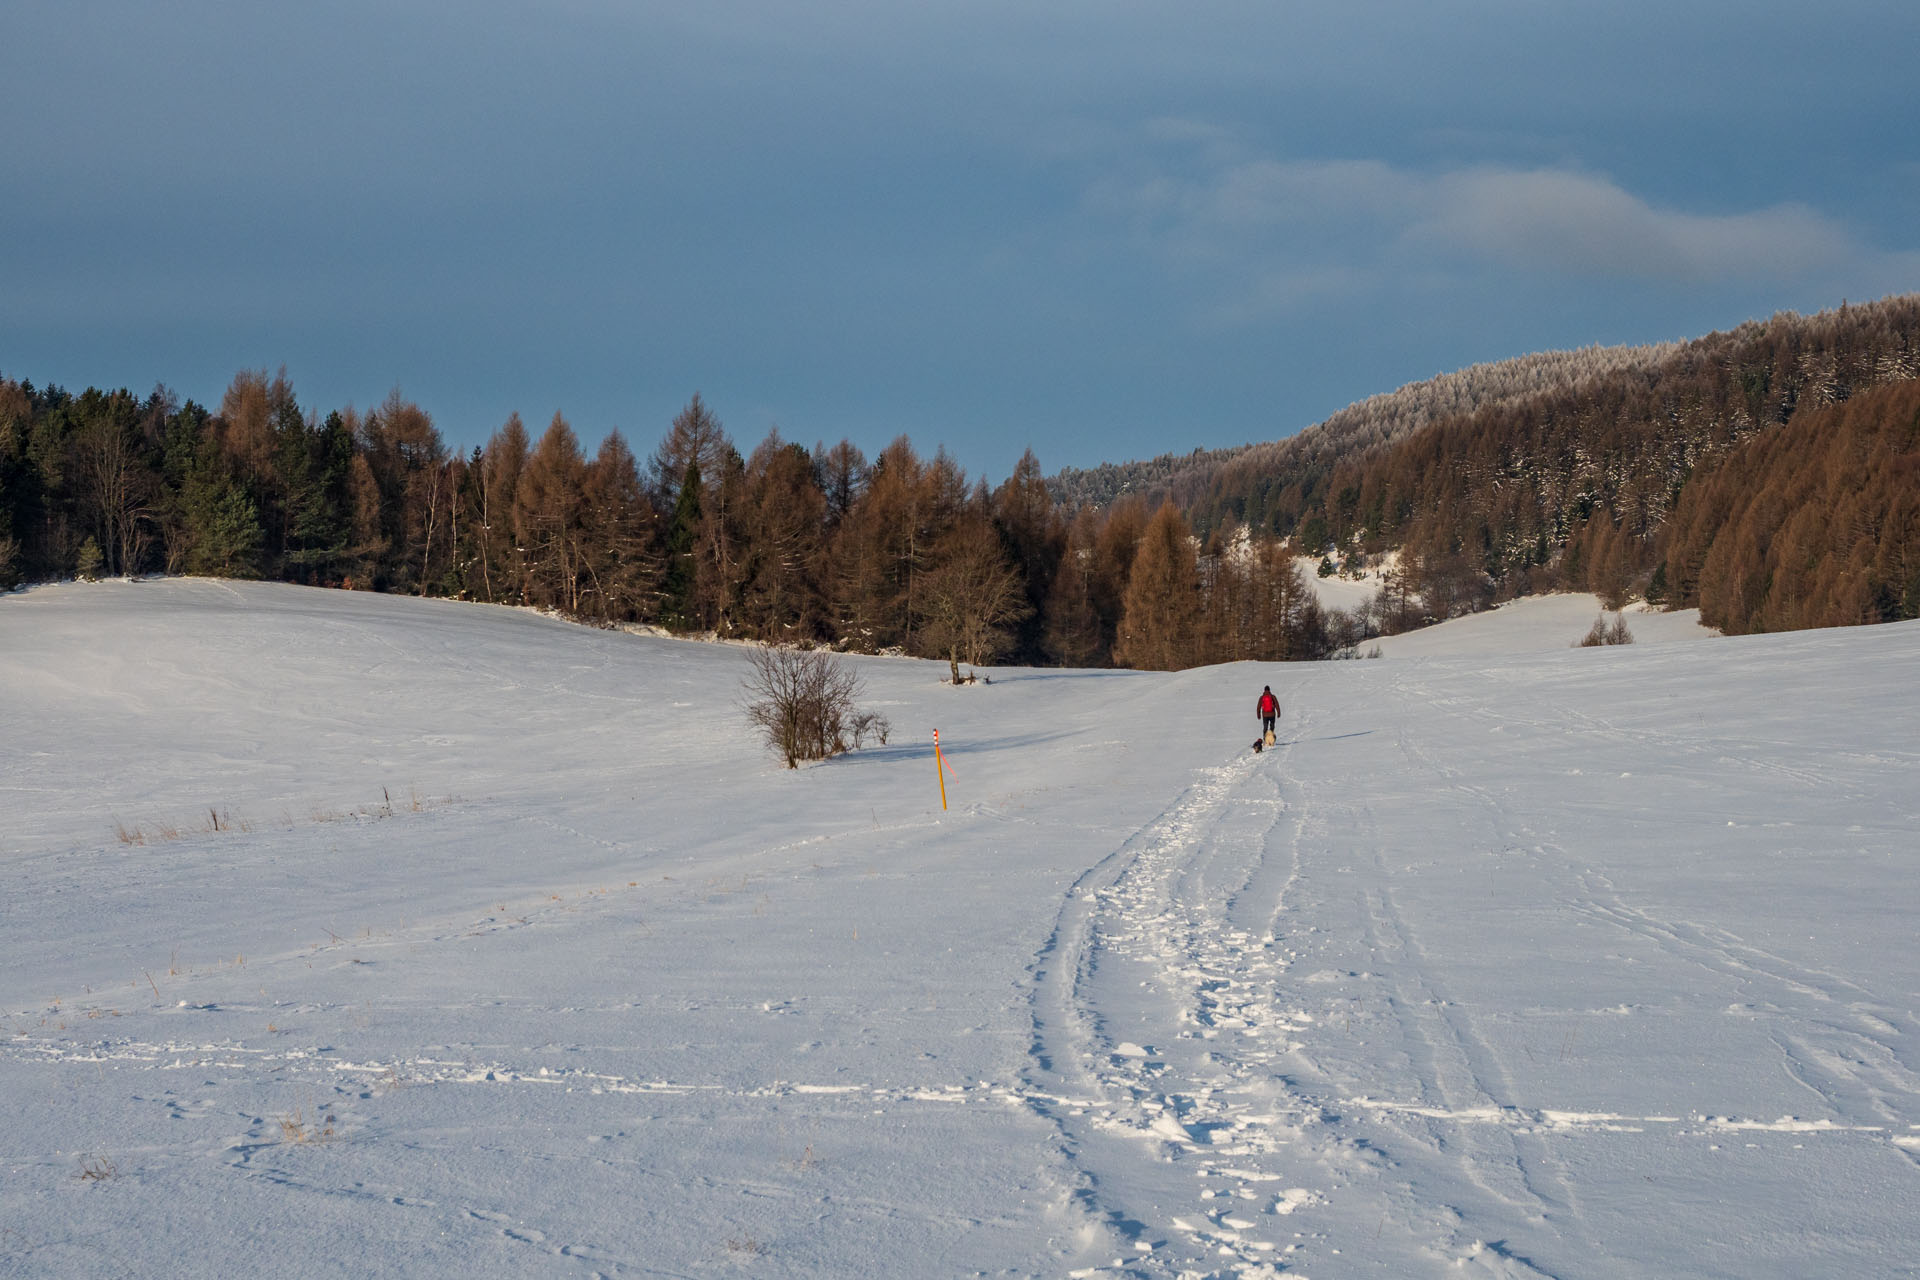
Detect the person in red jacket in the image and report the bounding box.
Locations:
[1257,685,1279,740]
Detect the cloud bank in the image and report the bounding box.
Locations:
[1111,134,1919,316]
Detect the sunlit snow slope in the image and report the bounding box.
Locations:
[3,579,1917,1278]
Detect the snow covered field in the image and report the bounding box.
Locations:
[3,579,1917,1278]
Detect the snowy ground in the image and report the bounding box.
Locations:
[3,579,1916,1278]
[1295,558,1387,616]
[1369,596,1718,658]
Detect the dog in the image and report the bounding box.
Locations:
[1252,737,1265,754]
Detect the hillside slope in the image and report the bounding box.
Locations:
[4,582,1918,1277]
[1046,340,1681,514]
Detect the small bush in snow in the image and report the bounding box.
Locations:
[0,533,22,590]
[742,645,890,769]
[1578,613,1635,647]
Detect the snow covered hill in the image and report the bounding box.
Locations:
[4,580,1917,1278]
[1367,595,1718,658]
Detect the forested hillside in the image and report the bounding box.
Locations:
[1664,378,1920,633]
[1046,341,1682,514]
[1277,297,1920,624]
[1058,296,1920,638]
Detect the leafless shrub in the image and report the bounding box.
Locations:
[741,645,891,769]
[1578,612,1635,647]
[847,709,890,748]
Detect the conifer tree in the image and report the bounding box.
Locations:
[695,444,750,634]
[992,448,1064,663]
[659,461,703,630]
[740,430,826,639]
[580,429,659,620]
[515,413,588,613]
[476,414,530,602]
[1115,502,1201,670]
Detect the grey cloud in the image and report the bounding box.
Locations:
[1116,147,1917,312]
[1419,169,1863,281]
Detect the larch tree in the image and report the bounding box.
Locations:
[828,436,932,650]
[740,430,827,640]
[580,429,659,621]
[648,393,732,507]
[356,391,447,592]
[1091,497,1149,653]
[475,413,530,603]
[694,444,750,634]
[814,438,868,527]
[1114,501,1201,670]
[515,413,588,614]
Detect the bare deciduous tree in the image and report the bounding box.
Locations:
[74,394,151,576]
[916,519,1030,683]
[741,645,889,769]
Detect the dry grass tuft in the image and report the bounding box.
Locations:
[277,1107,338,1144]
[74,1153,117,1183]
[113,786,460,847]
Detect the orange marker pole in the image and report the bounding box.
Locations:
[934,729,948,811]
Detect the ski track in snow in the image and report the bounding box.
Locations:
[1008,656,1920,1277]
[1015,699,1562,1276]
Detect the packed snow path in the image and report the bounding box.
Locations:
[1024,656,1920,1276]
[3,581,1917,1277]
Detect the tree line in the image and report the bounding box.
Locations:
[0,372,1336,671]
[9,293,1915,665]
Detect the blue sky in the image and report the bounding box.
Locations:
[5,0,1917,481]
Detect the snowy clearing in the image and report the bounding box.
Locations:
[3,579,1916,1278]
[1368,595,1718,658]
[1296,557,1389,615]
